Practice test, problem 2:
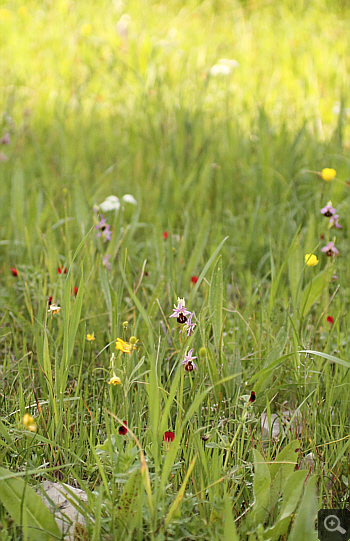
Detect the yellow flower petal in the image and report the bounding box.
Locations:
[86,332,95,341]
[18,6,28,16]
[108,376,121,385]
[81,23,92,36]
[305,254,319,267]
[115,338,134,354]
[321,168,336,181]
[22,413,37,432]
[0,8,11,20]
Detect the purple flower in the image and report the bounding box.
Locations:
[95,214,107,231]
[102,254,111,269]
[321,241,339,256]
[0,152,8,162]
[181,348,197,371]
[329,214,341,229]
[320,201,336,217]
[96,215,112,242]
[101,225,112,242]
[169,299,191,324]
[183,312,196,336]
[1,133,10,145]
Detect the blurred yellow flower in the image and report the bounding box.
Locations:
[81,23,92,36]
[86,332,95,341]
[22,413,37,432]
[0,8,11,20]
[321,168,336,181]
[305,254,319,267]
[108,376,121,385]
[115,337,134,354]
[18,6,28,16]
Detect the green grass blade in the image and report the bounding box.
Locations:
[209,256,223,350]
[300,349,350,369]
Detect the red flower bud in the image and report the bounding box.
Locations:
[118,421,128,435]
[163,431,175,442]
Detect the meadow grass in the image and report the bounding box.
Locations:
[0,0,350,539]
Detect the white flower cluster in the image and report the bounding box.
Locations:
[209,58,239,77]
[98,194,137,212]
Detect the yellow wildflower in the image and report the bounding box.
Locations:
[305,254,319,267]
[18,6,28,16]
[115,338,134,354]
[108,376,121,385]
[86,332,95,341]
[22,413,37,432]
[321,168,336,181]
[0,8,11,20]
[81,23,92,36]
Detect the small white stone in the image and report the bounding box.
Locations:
[38,481,88,540]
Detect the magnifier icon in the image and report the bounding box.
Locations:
[324,514,347,534]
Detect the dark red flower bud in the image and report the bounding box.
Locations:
[10,268,18,277]
[118,421,128,435]
[163,431,175,442]
[249,391,256,403]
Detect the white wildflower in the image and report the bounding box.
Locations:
[99,195,120,212]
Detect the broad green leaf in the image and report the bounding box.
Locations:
[224,495,239,541]
[0,419,14,447]
[115,469,142,533]
[209,256,223,349]
[278,469,309,520]
[0,467,61,541]
[289,475,318,541]
[268,439,299,508]
[249,449,271,528]
[263,470,308,540]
